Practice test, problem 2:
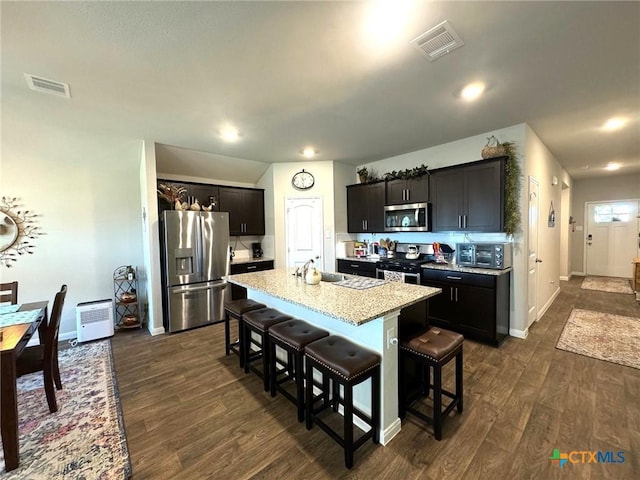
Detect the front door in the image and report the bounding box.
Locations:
[586,200,640,277]
[527,177,540,327]
[285,197,324,270]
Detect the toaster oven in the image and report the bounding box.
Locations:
[456,243,512,270]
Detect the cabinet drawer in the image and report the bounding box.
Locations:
[337,259,376,277]
[421,268,496,288]
[230,260,274,274]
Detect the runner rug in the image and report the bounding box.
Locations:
[0,340,131,479]
[580,276,634,294]
[556,308,640,370]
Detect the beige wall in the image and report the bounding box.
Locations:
[570,173,640,274]
[0,115,144,340]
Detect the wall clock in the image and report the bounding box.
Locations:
[291,169,315,190]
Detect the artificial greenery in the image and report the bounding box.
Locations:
[383,164,429,181]
[500,141,522,237]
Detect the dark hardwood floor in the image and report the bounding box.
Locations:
[111,278,640,479]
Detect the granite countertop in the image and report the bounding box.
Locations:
[230,257,274,265]
[422,263,512,276]
[226,268,441,326]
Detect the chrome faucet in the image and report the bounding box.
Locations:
[295,259,315,278]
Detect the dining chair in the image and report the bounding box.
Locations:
[16,284,67,413]
[0,281,18,304]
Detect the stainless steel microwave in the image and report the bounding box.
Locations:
[384,202,431,232]
[456,242,512,270]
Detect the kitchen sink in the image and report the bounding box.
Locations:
[320,272,346,283]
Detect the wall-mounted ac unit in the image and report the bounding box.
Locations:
[76,299,114,342]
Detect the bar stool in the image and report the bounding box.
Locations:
[304,335,380,469]
[224,299,266,367]
[399,327,463,440]
[242,307,292,391]
[268,319,330,422]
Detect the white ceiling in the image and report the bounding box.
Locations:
[2,1,639,180]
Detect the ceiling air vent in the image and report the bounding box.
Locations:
[24,73,71,98]
[411,20,464,62]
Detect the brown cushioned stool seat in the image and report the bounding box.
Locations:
[304,335,380,469]
[242,308,292,391]
[268,319,329,422]
[399,327,464,440]
[224,299,266,368]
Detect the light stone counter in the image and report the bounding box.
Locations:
[226,267,442,445]
[230,256,274,265]
[422,263,512,276]
[226,268,440,326]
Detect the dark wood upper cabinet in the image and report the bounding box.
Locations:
[431,158,504,232]
[346,182,385,233]
[385,177,429,205]
[190,185,220,211]
[219,187,265,236]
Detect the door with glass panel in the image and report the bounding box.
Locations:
[585,200,640,277]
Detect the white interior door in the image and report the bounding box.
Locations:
[586,200,640,277]
[527,177,540,327]
[285,197,324,270]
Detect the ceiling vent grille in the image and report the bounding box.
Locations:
[24,73,71,98]
[411,20,464,62]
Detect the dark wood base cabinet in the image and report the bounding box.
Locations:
[229,260,274,300]
[336,259,377,278]
[421,269,510,347]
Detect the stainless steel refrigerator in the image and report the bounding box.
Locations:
[161,210,230,332]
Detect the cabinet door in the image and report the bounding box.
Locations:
[455,284,495,340]
[431,169,464,231]
[347,185,368,233]
[219,187,244,235]
[464,160,503,232]
[406,177,429,203]
[385,179,406,205]
[424,280,455,325]
[243,189,265,235]
[191,185,220,211]
[366,182,386,232]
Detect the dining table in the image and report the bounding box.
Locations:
[0,301,49,472]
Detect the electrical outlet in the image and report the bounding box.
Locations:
[386,327,396,349]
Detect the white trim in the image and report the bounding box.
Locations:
[559,275,571,281]
[150,326,165,336]
[538,285,561,319]
[380,417,402,445]
[572,271,585,277]
[509,327,528,339]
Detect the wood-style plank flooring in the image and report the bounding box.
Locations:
[111,278,640,479]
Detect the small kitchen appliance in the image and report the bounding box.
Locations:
[252,242,263,258]
[456,242,512,270]
[384,203,431,232]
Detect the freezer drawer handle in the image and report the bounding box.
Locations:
[171,283,227,294]
[446,275,463,280]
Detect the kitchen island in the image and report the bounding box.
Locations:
[226,268,441,444]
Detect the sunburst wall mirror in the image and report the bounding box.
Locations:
[0,196,45,267]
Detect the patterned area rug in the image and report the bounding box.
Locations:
[556,308,640,370]
[580,276,634,294]
[0,340,131,478]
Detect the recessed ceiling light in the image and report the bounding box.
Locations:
[220,126,240,142]
[602,117,625,131]
[604,162,621,171]
[301,147,318,159]
[460,82,485,101]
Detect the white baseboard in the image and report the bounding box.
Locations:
[509,327,528,339]
[572,271,585,277]
[538,286,561,320]
[559,275,571,281]
[150,326,165,336]
[380,417,402,445]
